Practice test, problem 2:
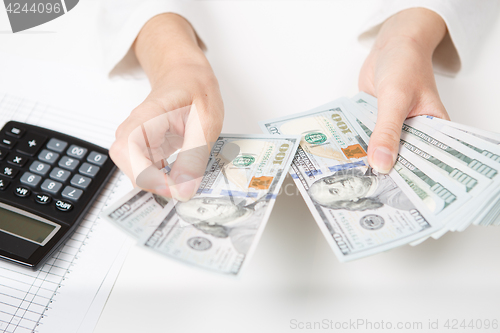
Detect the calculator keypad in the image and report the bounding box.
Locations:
[0,121,116,270]
[0,123,110,211]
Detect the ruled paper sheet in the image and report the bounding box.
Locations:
[0,92,133,333]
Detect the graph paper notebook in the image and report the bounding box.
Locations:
[0,92,132,333]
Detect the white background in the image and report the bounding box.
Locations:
[1,1,500,332]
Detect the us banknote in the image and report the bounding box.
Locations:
[343,99,479,239]
[260,99,442,262]
[351,92,500,232]
[344,99,474,243]
[103,134,300,275]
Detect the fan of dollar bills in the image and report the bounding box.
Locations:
[102,92,500,275]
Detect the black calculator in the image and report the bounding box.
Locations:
[0,121,116,270]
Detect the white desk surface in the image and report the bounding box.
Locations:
[1,1,500,333]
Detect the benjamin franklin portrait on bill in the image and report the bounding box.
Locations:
[308,167,414,211]
[175,197,268,254]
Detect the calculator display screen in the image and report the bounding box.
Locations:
[0,208,57,245]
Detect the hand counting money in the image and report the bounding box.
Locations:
[260,99,441,261]
[351,92,500,238]
[103,134,300,275]
[103,92,500,273]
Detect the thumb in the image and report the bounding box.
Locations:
[368,94,411,174]
[168,103,220,201]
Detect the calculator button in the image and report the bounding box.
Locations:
[49,167,71,182]
[55,200,73,212]
[29,161,50,176]
[0,179,10,190]
[0,165,19,178]
[5,125,24,138]
[0,149,6,161]
[67,145,88,159]
[70,174,91,189]
[79,163,99,177]
[14,186,30,198]
[61,186,83,201]
[40,179,63,194]
[59,156,79,171]
[0,137,15,149]
[46,138,68,153]
[16,133,47,156]
[35,193,52,205]
[20,172,42,187]
[39,149,60,164]
[7,154,28,167]
[87,151,108,166]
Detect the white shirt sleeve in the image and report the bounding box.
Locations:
[99,0,205,79]
[358,0,500,76]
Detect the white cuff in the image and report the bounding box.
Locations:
[358,0,476,76]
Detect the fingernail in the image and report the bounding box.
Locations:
[371,147,394,174]
[171,175,196,201]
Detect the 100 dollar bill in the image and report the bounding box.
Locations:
[346,101,471,213]
[260,99,442,262]
[350,94,500,232]
[103,134,300,275]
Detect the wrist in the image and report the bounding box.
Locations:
[134,13,209,86]
[375,8,447,56]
